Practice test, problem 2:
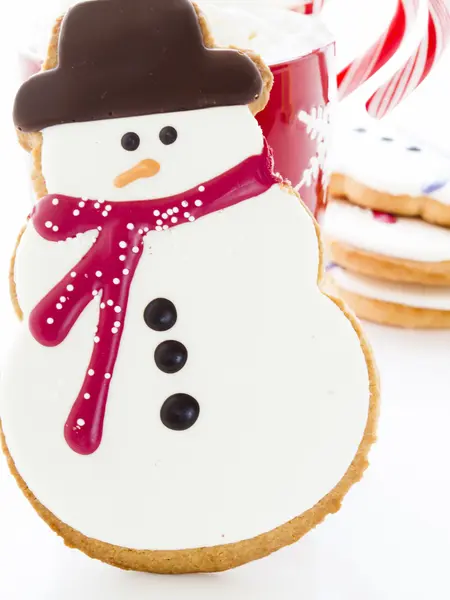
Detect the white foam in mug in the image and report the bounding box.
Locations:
[199,2,333,66]
[20,0,332,71]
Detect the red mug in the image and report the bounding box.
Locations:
[257,43,334,219]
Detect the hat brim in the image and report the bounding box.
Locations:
[14,0,266,133]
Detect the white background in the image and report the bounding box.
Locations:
[1,1,450,598]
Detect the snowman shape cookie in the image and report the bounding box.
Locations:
[2,0,378,574]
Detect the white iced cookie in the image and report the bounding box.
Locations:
[330,266,450,310]
[323,200,450,263]
[323,200,450,286]
[2,0,377,575]
[329,121,450,227]
[328,266,450,329]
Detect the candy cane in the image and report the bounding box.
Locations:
[366,0,450,118]
[337,0,421,98]
[292,1,450,117]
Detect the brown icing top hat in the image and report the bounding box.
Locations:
[14,0,266,133]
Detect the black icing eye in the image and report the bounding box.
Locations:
[159,126,178,146]
[121,132,140,151]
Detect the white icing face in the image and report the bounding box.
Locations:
[330,266,450,311]
[329,120,450,203]
[41,106,263,201]
[323,200,450,263]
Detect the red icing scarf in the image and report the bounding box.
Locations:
[29,141,280,455]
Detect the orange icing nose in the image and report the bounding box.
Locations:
[114,159,161,188]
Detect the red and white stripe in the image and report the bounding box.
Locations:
[337,0,421,99]
[366,0,450,118]
[293,0,450,118]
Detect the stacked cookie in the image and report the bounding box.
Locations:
[323,122,450,328]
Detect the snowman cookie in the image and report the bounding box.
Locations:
[326,265,450,329]
[323,200,450,286]
[329,122,450,228]
[2,0,378,575]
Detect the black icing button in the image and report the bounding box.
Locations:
[381,136,393,142]
[161,394,200,431]
[155,341,188,374]
[407,146,421,152]
[144,298,177,331]
[354,127,366,133]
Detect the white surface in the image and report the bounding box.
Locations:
[2,0,450,597]
[330,266,450,310]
